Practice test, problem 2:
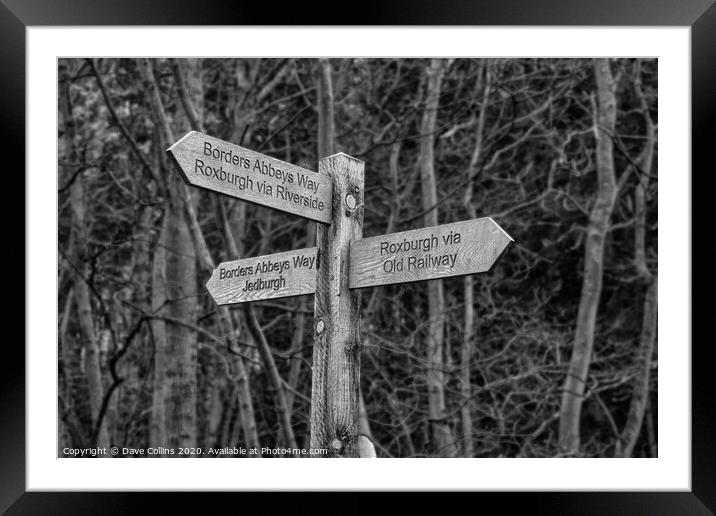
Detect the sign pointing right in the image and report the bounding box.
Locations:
[348,217,513,289]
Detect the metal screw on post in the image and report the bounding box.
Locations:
[345,193,357,211]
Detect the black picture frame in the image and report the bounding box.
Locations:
[5,1,709,513]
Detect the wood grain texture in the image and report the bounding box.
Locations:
[168,131,333,223]
[206,247,318,305]
[349,217,513,289]
[310,153,364,457]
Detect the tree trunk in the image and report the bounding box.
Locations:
[365,141,401,320]
[285,235,307,419]
[461,275,475,457]
[230,353,261,453]
[616,277,657,457]
[558,59,618,455]
[418,58,456,456]
[281,58,336,427]
[461,61,491,458]
[244,305,298,450]
[317,58,335,159]
[616,59,657,457]
[210,178,297,451]
[59,60,110,449]
[149,190,198,451]
[174,58,216,449]
[147,58,262,453]
[138,59,198,452]
[632,59,655,281]
[645,396,658,457]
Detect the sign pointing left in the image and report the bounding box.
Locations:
[206,247,318,305]
[168,131,333,223]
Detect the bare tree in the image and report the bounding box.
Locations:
[166,58,264,453]
[461,61,491,457]
[138,59,199,452]
[418,58,456,456]
[59,60,110,449]
[616,59,657,457]
[559,59,619,455]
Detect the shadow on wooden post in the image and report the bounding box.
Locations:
[310,153,364,457]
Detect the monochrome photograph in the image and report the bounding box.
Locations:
[57,57,658,459]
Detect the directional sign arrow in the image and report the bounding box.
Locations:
[205,218,512,305]
[168,131,333,223]
[348,217,513,289]
[206,247,318,305]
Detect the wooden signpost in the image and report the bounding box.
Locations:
[349,217,513,289]
[167,130,514,458]
[206,247,318,305]
[310,153,364,457]
[168,131,333,223]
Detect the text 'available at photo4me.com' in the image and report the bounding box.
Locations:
[61,445,329,457]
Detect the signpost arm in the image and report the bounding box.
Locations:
[310,153,364,457]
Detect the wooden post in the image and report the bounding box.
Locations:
[310,153,364,457]
[167,129,513,459]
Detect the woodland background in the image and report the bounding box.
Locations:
[58,57,657,458]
